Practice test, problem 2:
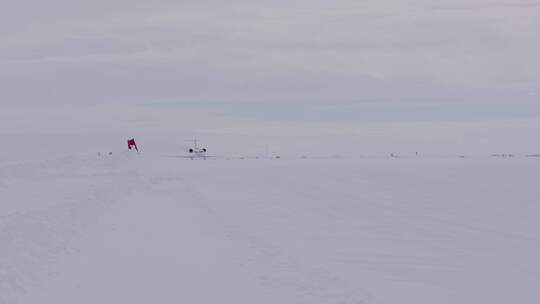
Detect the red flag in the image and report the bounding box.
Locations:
[127,138,138,152]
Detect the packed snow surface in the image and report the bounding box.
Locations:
[1,152,539,304]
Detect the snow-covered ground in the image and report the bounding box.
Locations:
[2,149,539,303]
[2,106,540,303]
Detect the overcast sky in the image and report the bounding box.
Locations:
[2,0,539,110]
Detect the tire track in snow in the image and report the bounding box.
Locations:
[0,157,145,304]
[179,182,374,304]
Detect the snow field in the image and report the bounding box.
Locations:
[1,154,540,303]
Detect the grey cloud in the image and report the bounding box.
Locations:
[1,0,538,107]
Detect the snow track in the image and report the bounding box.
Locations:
[180,183,372,304]
[0,156,145,304]
[2,156,540,303]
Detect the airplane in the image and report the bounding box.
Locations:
[187,139,209,160]
[167,139,213,160]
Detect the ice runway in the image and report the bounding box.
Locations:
[2,155,540,303]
